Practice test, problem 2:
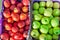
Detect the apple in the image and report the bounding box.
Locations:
[14,7,20,13]
[39,34,46,40]
[33,2,39,10]
[1,33,9,40]
[3,10,11,18]
[46,1,53,7]
[53,9,59,17]
[7,17,13,23]
[31,30,40,39]
[39,7,45,14]
[40,25,49,34]
[53,35,58,40]
[25,26,29,31]
[9,31,15,36]
[4,0,10,8]
[12,27,18,33]
[49,28,53,35]
[4,23,12,31]
[13,22,18,27]
[17,3,23,8]
[11,0,16,4]
[25,17,30,26]
[22,0,29,6]
[34,14,43,21]
[41,17,50,24]
[44,8,52,17]
[51,18,59,27]
[10,5,16,11]
[32,10,39,15]
[22,6,28,13]
[53,2,59,8]
[39,2,45,7]
[18,21,25,28]
[33,21,41,29]
[11,13,20,21]
[19,28,24,33]
[20,13,27,20]
[10,37,15,40]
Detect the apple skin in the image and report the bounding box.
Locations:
[31,30,40,39]
[1,33,9,40]
[11,0,16,4]
[49,28,53,35]
[39,2,45,7]
[20,13,27,20]
[17,3,23,8]
[4,0,10,8]
[53,35,58,40]
[33,2,39,10]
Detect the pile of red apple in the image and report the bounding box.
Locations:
[1,0,30,40]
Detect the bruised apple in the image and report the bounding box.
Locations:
[4,0,10,8]
[20,13,27,20]
[3,10,11,18]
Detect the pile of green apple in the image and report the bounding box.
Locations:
[31,1,60,40]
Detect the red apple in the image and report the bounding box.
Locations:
[3,10,11,18]
[18,21,25,28]
[11,0,16,4]
[25,17,30,25]
[19,28,24,33]
[12,27,18,33]
[7,17,13,23]
[25,26,29,31]
[1,33,9,40]
[17,3,23,8]
[4,23,12,31]
[22,0,29,6]
[23,31,28,38]
[14,7,20,13]
[9,31,15,36]
[20,13,27,20]
[10,37,15,40]
[11,13,19,21]
[10,5,16,11]
[22,6,28,13]
[4,0,10,8]
[3,21,7,26]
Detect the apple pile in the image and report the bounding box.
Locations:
[1,0,30,40]
[31,1,60,40]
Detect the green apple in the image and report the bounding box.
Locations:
[53,9,59,17]
[32,10,39,15]
[34,14,43,21]
[53,27,60,35]
[40,25,49,34]
[49,28,53,35]
[47,24,51,28]
[39,34,47,40]
[53,2,59,8]
[53,35,58,40]
[46,34,52,40]
[39,7,45,14]
[51,18,59,27]
[46,1,53,7]
[41,17,50,24]
[33,2,39,10]
[33,21,41,29]
[39,2,45,7]
[31,30,40,39]
[44,8,52,17]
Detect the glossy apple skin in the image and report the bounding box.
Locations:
[10,37,15,40]
[19,28,24,33]
[20,13,27,20]
[17,3,23,8]
[18,21,25,28]
[3,10,11,18]
[9,31,15,36]
[1,33,9,40]
[4,0,10,8]
[11,0,16,4]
